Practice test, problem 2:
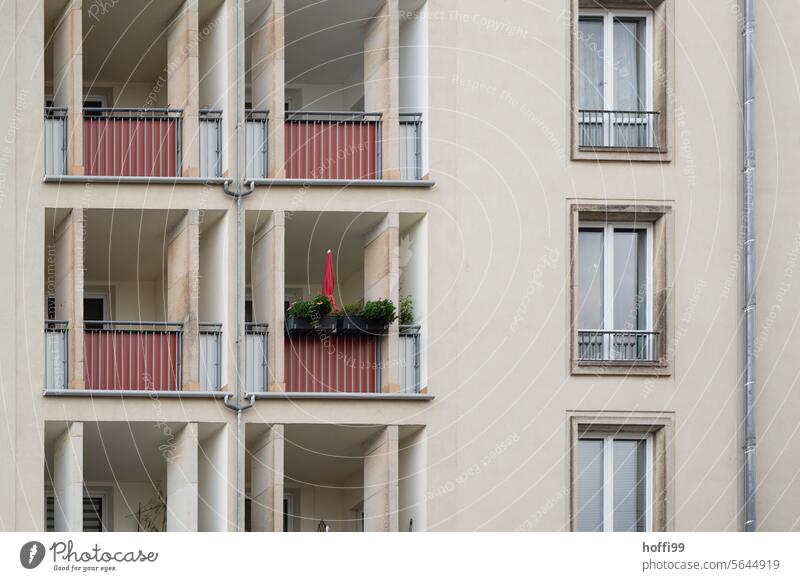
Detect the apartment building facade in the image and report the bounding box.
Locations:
[0,0,798,532]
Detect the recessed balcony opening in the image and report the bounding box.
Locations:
[45,421,227,532]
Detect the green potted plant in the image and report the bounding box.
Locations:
[285,294,337,334]
[338,298,396,335]
[399,295,415,326]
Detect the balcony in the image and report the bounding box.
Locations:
[83,321,182,391]
[44,107,67,176]
[399,113,423,180]
[199,323,222,390]
[199,109,223,178]
[577,110,659,149]
[399,324,421,393]
[577,330,660,363]
[82,108,182,177]
[44,320,68,390]
[284,111,382,180]
[245,109,269,179]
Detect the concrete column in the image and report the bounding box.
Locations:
[53,0,83,175]
[364,213,400,392]
[168,210,200,390]
[53,422,83,532]
[251,211,285,391]
[167,422,199,531]
[168,0,200,177]
[363,425,399,532]
[364,0,400,180]
[250,0,285,178]
[55,209,84,388]
[250,425,284,532]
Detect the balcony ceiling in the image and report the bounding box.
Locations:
[84,209,185,283]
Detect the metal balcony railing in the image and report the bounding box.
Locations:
[245,109,269,179]
[199,323,222,391]
[199,109,222,178]
[245,323,268,392]
[44,320,68,390]
[577,330,660,363]
[284,333,382,393]
[44,108,67,176]
[577,110,659,149]
[399,324,421,393]
[83,321,183,390]
[83,108,182,177]
[285,111,382,180]
[399,113,422,180]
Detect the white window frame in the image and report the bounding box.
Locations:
[578,432,654,532]
[579,8,654,113]
[579,221,653,333]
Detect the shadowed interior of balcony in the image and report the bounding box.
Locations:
[45,421,228,532]
[43,0,237,177]
[44,208,227,391]
[243,0,427,179]
[245,424,425,532]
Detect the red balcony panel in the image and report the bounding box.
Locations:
[284,335,379,393]
[84,330,181,390]
[284,117,380,180]
[83,114,180,177]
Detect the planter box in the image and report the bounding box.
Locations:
[285,315,338,335]
[337,315,389,336]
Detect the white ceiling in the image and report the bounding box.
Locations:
[246,210,384,287]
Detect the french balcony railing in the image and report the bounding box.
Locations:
[44,320,68,390]
[399,324,421,393]
[83,321,182,390]
[577,110,659,149]
[245,323,268,392]
[399,113,422,180]
[44,107,67,176]
[199,109,222,178]
[577,330,660,363]
[245,109,269,179]
[199,323,222,391]
[285,111,382,180]
[84,108,182,177]
[284,332,381,393]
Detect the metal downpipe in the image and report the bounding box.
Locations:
[743,0,757,533]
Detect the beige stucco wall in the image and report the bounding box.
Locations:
[1,0,799,532]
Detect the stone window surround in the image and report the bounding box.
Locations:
[570,0,674,162]
[568,411,674,532]
[569,201,673,376]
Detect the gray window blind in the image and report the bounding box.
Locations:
[576,438,604,532]
[46,496,104,532]
[613,439,647,532]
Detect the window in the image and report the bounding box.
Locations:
[46,493,108,532]
[576,8,657,149]
[576,433,652,532]
[577,221,655,362]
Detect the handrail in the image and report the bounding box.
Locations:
[84,320,182,327]
[286,110,382,122]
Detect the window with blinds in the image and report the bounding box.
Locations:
[46,495,105,532]
[576,434,651,532]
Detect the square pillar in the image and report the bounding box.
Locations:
[168,210,200,390]
[168,0,200,177]
[250,425,284,532]
[53,422,83,532]
[251,211,285,391]
[251,0,285,178]
[167,422,199,531]
[364,213,400,392]
[363,426,399,532]
[53,0,83,175]
[364,0,400,180]
[55,209,84,389]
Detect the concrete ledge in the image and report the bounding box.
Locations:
[44,175,229,185]
[43,389,233,399]
[246,392,434,401]
[43,176,435,188]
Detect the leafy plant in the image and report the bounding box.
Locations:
[339,301,363,317]
[399,295,414,325]
[361,298,397,324]
[286,294,333,320]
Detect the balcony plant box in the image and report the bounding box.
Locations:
[284,295,337,335]
[337,315,388,336]
[285,315,338,335]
